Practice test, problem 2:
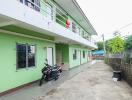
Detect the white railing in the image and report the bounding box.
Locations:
[17,0,97,45]
[21,0,67,26]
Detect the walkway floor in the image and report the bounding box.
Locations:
[0,61,95,100]
[1,61,132,100]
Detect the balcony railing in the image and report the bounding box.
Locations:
[17,0,96,45]
[22,0,67,26]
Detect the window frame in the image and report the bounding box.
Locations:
[16,43,27,70]
[16,43,36,70]
[72,22,77,33]
[82,30,85,38]
[20,0,40,12]
[27,44,36,68]
[73,49,77,60]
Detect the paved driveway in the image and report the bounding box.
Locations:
[0,62,94,100]
[36,61,132,100]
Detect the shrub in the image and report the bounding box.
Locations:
[124,35,132,50]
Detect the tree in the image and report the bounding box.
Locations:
[105,40,110,53]
[124,35,132,50]
[106,36,124,54]
[97,42,103,50]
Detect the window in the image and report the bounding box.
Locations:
[86,34,90,40]
[19,0,24,3]
[73,49,77,60]
[17,44,36,69]
[24,0,40,12]
[82,31,85,38]
[83,50,85,58]
[17,44,27,69]
[72,22,77,33]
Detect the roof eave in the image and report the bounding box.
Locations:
[72,0,98,35]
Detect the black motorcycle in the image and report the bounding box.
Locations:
[39,59,62,86]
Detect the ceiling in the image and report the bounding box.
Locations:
[53,0,97,35]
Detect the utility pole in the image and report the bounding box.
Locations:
[102,34,106,54]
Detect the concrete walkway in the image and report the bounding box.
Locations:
[35,61,132,100]
[0,61,96,100]
[1,61,132,100]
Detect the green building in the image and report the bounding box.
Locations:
[0,0,97,94]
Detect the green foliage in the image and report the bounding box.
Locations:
[106,36,124,54]
[97,42,103,50]
[124,35,132,50]
[124,53,130,64]
[105,40,110,53]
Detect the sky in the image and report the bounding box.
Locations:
[76,0,132,41]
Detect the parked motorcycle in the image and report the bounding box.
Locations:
[39,59,62,86]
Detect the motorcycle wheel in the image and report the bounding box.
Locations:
[39,74,46,86]
[54,75,59,80]
[45,76,49,82]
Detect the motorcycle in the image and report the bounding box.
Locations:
[39,59,63,86]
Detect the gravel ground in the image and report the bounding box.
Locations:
[36,61,132,100]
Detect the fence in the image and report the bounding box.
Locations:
[92,55,104,60]
[105,50,132,86]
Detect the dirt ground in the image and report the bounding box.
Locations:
[36,61,132,100]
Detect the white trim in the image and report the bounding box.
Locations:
[0,29,55,43]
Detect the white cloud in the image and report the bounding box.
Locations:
[76,0,132,41]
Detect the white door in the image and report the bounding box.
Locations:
[47,47,53,66]
[80,50,81,64]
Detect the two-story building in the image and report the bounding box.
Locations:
[0,0,97,94]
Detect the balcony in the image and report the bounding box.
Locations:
[0,0,97,49]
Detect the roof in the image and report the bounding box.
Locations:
[92,50,104,55]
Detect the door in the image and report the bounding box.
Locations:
[47,47,53,66]
[56,49,62,65]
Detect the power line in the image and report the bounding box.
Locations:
[117,23,132,31]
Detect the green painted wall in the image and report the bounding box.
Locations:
[69,45,89,68]
[56,44,90,69]
[56,15,67,27]
[0,33,55,93]
[40,0,57,21]
[68,16,90,38]
[40,0,46,15]
[0,1,92,92]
